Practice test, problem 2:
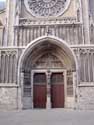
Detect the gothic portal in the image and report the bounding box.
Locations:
[0,0,94,110]
[19,36,76,109]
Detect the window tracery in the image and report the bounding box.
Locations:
[24,0,70,17]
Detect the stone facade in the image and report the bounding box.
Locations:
[0,0,94,110]
[0,85,18,110]
[78,85,94,110]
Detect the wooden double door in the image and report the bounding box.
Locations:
[33,72,64,109]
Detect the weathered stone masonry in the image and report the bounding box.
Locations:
[0,0,94,110]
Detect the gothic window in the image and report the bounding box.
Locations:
[24,0,70,17]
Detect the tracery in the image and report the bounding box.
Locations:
[24,0,70,17]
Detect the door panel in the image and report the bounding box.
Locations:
[33,73,47,108]
[33,85,46,108]
[51,73,64,108]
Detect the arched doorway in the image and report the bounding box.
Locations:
[18,36,77,109]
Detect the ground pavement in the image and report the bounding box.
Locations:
[0,109,94,125]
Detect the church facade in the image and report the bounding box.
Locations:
[0,0,94,110]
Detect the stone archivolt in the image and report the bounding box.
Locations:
[24,0,70,17]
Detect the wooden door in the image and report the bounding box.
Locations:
[33,73,47,108]
[51,73,64,108]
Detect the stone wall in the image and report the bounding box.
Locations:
[0,85,19,110]
[0,0,93,110]
[14,24,83,46]
[78,84,94,110]
[0,49,18,84]
[73,47,94,83]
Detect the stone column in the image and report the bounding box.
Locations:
[81,0,90,44]
[6,0,17,46]
[0,50,1,82]
[46,71,52,109]
[18,72,24,109]
[31,71,34,109]
[73,71,78,109]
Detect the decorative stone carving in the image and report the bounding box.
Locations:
[1,50,17,56]
[73,48,94,55]
[24,0,70,17]
[32,54,64,68]
[19,17,77,25]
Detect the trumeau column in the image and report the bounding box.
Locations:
[6,0,17,46]
[81,0,90,44]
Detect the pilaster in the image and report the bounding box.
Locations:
[6,0,18,46]
[81,0,90,44]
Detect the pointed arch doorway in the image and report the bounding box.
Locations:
[18,36,77,109]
